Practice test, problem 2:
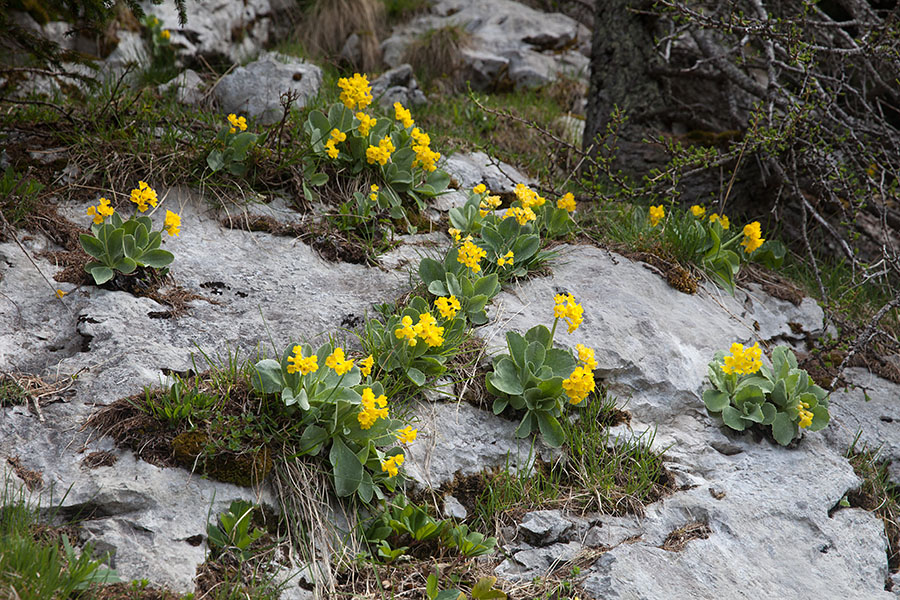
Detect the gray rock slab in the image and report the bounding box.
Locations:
[159,69,206,106]
[215,52,322,125]
[441,151,535,194]
[381,0,590,90]
[370,64,428,110]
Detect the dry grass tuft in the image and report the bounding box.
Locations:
[403,25,471,91]
[300,0,385,72]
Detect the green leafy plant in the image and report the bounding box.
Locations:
[141,14,177,84]
[703,343,830,445]
[207,114,263,176]
[251,343,410,502]
[303,73,450,232]
[426,570,507,600]
[485,294,595,447]
[362,295,468,387]
[206,500,266,561]
[418,252,500,326]
[138,377,218,428]
[79,183,178,285]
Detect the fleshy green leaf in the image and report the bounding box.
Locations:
[703,389,730,413]
[771,412,797,445]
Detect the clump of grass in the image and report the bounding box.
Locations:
[472,391,670,532]
[298,0,385,71]
[403,25,471,91]
[844,438,900,573]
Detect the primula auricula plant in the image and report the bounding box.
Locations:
[251,341,416,502]
[703,343,830,445]
[303,73,451,233]
[485,293,595,447]
[79,182,179,285]
[647,204,786,294]
[207,113,263,176]
[363,296,468,388]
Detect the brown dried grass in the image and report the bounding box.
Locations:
[300,0,385,72]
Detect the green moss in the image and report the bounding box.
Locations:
[172,431,273,487]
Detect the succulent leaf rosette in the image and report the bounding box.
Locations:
[703,343,829,445]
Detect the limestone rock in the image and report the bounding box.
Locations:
[370,64,428,110]
[159,69,206,106]
[381,0,590,90]
[215,53,322,125]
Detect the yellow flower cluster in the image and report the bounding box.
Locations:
[503,205,537,225]
[479,195,502,217]
[410,127,440,172]
[366,136,395,166]
[741,221,765,253]
[325,347,355,375]
[148,16,159,26]
[87,197,115,225]
[356,112,376,136]
[394,313,445,347]
[690,205,706,218]
[227,113,247,134]
[721,342,762,375]
[514,183,546,209]
[448,228,462,244]
[473,183,487,194]
[396,425,418,444]
[435,295,461,319]
[393,102,414,128]
[497,250,514,267]
[160,29,170,40]
[338,73,373,110]
[649,204,665,227]
[369,184,379,202]
[709,213,730,230]
[358,387,388,429]
[164,210,181,236]
[325,128,346,159]
[381,453,404,477]
[287,345,319,375]
[457,238,487,273]
[576,343,597,369]
[563,365,595,405]
[359,354,374,377]
[130,181,158,213]
[557,193,576,213]
[554,293,583,334]
[797,400,814,429]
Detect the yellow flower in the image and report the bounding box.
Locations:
[557,192,576,212]
[369,184,379,203]
[435,295,461,319]
[359,387,389,429]
[381,454,405,477]
[359,355,374,378]
[554,293,584,334]
[457,238,487,273]
[497,250,514,267]
[366,136,395,166]
[86,197,115,224]
[721,342,763,375]
[324,128,346,159]
[55,289,66,299]
[709,213,730,230]
[473,183,487,195]
[798,407,814,429]
[356,112,376,136]
[412,144,441,172]
[413,312,444,347]
[649,204,665,227]
[563,365,595,405]
[741,221,765,253]
[160,29,170,40]
[148,16,159,27]
[514,183,546,209]
[410,128,431,146]
[395,315,417,346]
[338,73,373,110]
[448,228,462,244]
[325,347,354,375]
[164,210,181,236]
[393,102,414,128]
[227,113,247,133]
[576,344,597,369]
[129,181,158,213]
[396,426,418,444]
[503,205,537,226]
[287,345,319,375]
[690,205,706,218]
